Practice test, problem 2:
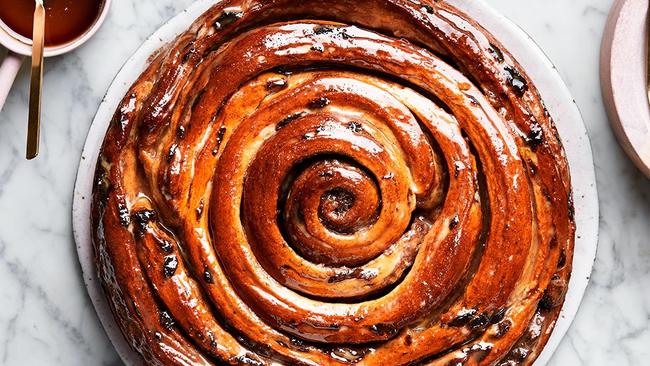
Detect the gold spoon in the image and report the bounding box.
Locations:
[27,0,45,160]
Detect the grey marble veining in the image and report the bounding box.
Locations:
[0,0,648,365]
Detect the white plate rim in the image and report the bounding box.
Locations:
[72,1,600,365]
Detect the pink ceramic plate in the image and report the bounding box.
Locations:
[602,0,650,177]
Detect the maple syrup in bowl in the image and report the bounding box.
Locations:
[0,0,109,56]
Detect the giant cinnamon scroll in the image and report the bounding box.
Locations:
[92,1,575,365]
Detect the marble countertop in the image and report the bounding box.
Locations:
[0,0,648,365]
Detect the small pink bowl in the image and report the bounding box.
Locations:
[601,0,650,177]
[0,0,112,110]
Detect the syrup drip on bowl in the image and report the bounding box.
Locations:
[0,0,104,46]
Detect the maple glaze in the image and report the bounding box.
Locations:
[0,0,104,46]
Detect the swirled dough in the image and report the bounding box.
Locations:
[92,1,575,365]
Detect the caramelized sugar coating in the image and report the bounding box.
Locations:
[92,1,574,365]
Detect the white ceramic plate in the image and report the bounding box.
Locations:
[72,1,600,364]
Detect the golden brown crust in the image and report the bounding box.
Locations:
[91,1,575,365]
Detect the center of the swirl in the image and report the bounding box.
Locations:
[319,187,358,234]
[281,159,382,266]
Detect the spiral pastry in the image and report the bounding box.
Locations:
[92,1,575,365]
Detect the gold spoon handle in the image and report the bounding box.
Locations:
[27,1,45,160]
